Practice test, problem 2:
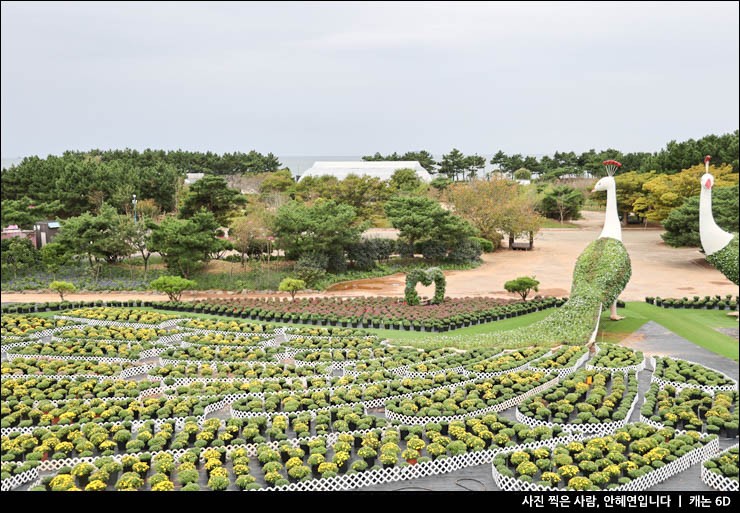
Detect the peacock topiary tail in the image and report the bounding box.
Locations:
[443,238,632,347]
[706,233,739,286]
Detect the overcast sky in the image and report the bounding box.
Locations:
[1,1,738,159]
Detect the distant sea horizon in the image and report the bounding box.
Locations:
[2,153,548,177]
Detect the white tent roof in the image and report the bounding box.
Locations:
[298,161,432,182]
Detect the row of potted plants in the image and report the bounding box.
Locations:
[1,357,139,377]
[231,371,471,414]
[645,295,739,310]
[640,383,739,437]
[653,357,736,388]
[283,335,382,350]
[464,348,550,374]
[293,345,424,363]
[58,325,177,342]
[2,395,222,429]
[384,370,555,418]
[63,307,178,324]
[493,423,714,490]
[531,345,588,370]
[9,339,159,360]
[160,345,283,363]
[589,344,644,369]
[1,316,69,337]
[517,370,639,426]
[180,318,274,333]
[150,361,330,381]
[152,296,565,332]
[1,300,155,315]
[1,377,161,403]
[181,332,272,347]
[703,446,739,482]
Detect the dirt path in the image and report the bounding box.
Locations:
[2,211,737,304]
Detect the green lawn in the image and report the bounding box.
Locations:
[597,302,738,361]
[540,219,579,229]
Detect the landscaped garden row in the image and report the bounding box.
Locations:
[17,411,579,491]
[586,344,645,373]
[515,369,639,433]
[57,325,179,342]
[651,356,738,391]
[1,316,70,337]
[645,295,739,310]
[1,306,734,492]
[152,296,566,331]
[640,384,738,437]
[701,445,738,491]
[492,423,718,491]
[1,300,156,315]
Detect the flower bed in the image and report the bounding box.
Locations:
[1,316,68,337]
[586,344,644,372]
[516,370,639,433]
[385,370,556,424]
[10,339,160,360]
[181,332,273,347]
[159,345,283,363]
[640,384,738,437]
[1,377,162,403]
[701,445,739,491]
[57,325,177,342]
[492,423,718,490]
[465,348,550,375]
[283,336,382,350]
[180,318,275,333]
[284,327,372,338]
[530,346,588,370]
[154,296,563,332]
[1,357,139,378]
[150,361,331,382]
[652,357,738,392]
[63,308,178,324]
[1,395,222,430]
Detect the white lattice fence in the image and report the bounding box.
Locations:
[700,444,739,491]
[0,467,39,492]
[491,436,720,492]
[649,356,739,394]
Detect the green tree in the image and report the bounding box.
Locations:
[49,280,76,301]
[612,171,656,225]
[504,276,540,301]
[662,185,739,247]
[273,200,364,270]
[0,197,63,230]
[179,175,246,226]
[148,211,223,278]
[0,237,39,279]
[54,204,134,267]
[389,168,423,193]
[635,163,737,223]
[259,169,295,193]
[438,148,467,181]
[230,210,273,266]
[538,185,585,223]
[39,242,70,280]
[384,196,477,252]
[149,275,197,301]
[513,168,532,180]
[278,277,306,299]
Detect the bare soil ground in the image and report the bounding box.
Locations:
[2,211,737,304]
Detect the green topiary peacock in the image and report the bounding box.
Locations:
[700,156,739,286]
[442,160,632,347]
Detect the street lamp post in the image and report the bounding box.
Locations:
[132,194,138,224]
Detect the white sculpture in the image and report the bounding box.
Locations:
[699,156,733,256]
[593,160,624,320]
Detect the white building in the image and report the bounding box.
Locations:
[298,161,432,182]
